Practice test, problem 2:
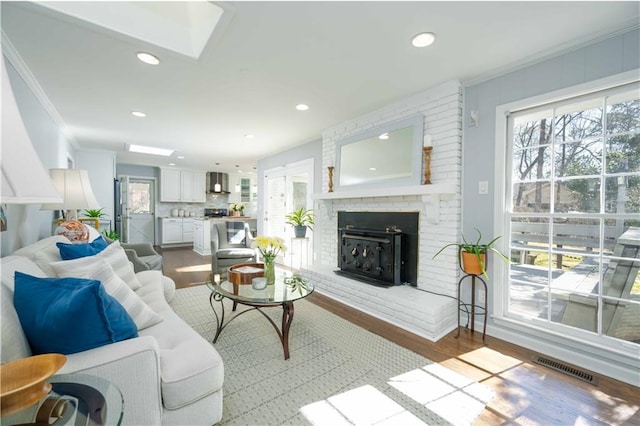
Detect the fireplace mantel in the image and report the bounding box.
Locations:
[313,183,457,224]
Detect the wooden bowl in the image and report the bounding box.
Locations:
[228,262,265,285]
[0,354,66,416]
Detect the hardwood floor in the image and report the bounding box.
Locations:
[160,246,640,425]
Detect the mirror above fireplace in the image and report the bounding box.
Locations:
[335,115,424,191]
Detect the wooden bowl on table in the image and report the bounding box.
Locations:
[227,262,265,285]
[0,353,67,417]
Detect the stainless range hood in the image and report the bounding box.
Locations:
[206,172,230,194]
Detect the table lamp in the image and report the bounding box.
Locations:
[40,169,100,220]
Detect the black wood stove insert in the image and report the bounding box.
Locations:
[336,211,419,286]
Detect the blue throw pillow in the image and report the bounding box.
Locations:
[13,271,138,355]
[57,236,108,260]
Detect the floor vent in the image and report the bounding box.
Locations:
[532,355,598,385]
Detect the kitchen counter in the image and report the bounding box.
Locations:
[193,217,257,221]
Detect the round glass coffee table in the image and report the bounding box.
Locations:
[207,275,314,360]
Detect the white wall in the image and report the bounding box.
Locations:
[77,149,116,222]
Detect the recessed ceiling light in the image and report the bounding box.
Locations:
[369,167,377,171]
[379,133,389,140]
[137,52,160,65]
[177,155,184,159]
[295,104,309,111]
[411,32,436,48]
[127,144,174,156]
[168,163,176,166]
[131,111,146,117]
[244,134,255,139]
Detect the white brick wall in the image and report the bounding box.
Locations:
[312,80,463,340]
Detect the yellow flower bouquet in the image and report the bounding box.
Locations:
[251,236,287,284]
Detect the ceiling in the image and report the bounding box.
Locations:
[2,1,638,174]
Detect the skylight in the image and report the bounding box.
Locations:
[38,2,224,60]
[127,144,174,157]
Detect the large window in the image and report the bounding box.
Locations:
[505,82,639,345]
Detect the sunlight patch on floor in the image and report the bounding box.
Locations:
[457,346,522,374]
[300,385,426,425]
[176,263,211,273]
[388,364,494,426]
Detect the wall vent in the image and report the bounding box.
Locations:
[532,355,598,385]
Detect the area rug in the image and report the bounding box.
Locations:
[170,285,493,425]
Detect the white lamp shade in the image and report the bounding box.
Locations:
[41,169,100,211]
[1,57,63,204]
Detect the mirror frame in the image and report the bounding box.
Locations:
[335,115,424,191]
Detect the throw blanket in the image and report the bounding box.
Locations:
[226,221,246,244]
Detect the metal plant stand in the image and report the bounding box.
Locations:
[456,273,488,343]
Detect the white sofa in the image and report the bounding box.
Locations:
[1,235,224,425]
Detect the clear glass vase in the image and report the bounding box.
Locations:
[264,259,276,285]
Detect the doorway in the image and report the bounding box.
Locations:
[120,176,156,244]
[263,159,314,268]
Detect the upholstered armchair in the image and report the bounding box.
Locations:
[121,242,163,273]
[210,222,257,279]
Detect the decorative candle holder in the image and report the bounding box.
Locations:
[328,166,335,193]
[423,146,433,185]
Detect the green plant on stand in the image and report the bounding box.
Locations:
[285,207,314,238]
[433,228,510,279]
[83,208,108,218]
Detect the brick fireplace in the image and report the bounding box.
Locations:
[304,80,464,341]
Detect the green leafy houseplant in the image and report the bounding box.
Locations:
[102,230,120,241]
[285,208,314,238]
[433,228,510,279]
[83,208,108,218]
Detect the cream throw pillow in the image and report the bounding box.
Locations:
[50,241,142,290]
[51,260,163,330]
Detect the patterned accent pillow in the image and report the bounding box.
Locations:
[50,241,142,290]
[51,260,163,331]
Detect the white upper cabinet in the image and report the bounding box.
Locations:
[227,173,257,204]
[160,169,182,202]
[160,168,206,203]
[192,171,206,202]
[227,173,241,203]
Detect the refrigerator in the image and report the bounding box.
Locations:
[114,178,122,237]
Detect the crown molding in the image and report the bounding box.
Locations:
[1,30,78,149]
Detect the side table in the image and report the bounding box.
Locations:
[1,373,123,425]
[456,273,488,343]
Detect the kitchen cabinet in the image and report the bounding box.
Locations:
[193,219,211,256]
[161,218,184,244]
[182,218,194,243]
[192,172,206,202]
[228,174,257,204]
[160,169,206,202]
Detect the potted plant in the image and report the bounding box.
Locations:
[285,207,314,238]
[433,228,510,279]
[102,229,120,241]
[83,208,108,218]
[230,203,245,217]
